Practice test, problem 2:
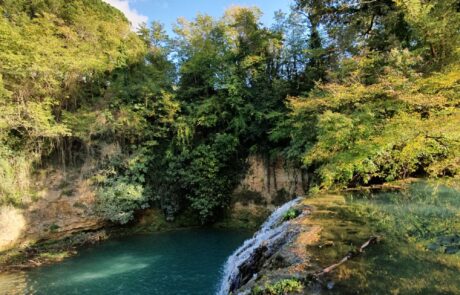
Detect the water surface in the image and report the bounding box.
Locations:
[0,228,251,295]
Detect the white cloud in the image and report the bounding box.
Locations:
[103,0,148,30]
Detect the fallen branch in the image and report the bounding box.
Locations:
[341,185,403,192]
[315,236,380,277]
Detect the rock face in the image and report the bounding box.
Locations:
[1,154,307,251]
[222,195,388,295]
[234,155,308,205]
[231,217,323,294]
[219,197,337,295]
[217,155,310,229]
[0,166,104,252]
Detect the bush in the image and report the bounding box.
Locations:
[96,180,149,224]
[251,279,303,295]
[282,209,300,221]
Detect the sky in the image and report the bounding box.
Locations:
[102,0,293,33]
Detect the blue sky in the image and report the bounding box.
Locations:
[103,0,293,33]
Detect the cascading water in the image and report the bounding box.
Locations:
[217,197,302,295]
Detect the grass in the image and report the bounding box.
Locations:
[299,179,460,294]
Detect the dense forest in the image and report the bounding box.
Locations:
[0,0,459,225]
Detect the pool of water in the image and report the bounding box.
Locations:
[0,228,252,295]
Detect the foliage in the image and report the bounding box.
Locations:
[282,208,299,221]
[96,179,148,225]
[345,181,460,243]
[0,146,32,206]
[0,0,144,205]
[280,0,460,191]
[251,279,303,295]
[1,0,459,224]
[284,49,460,190]
[150,6,291,221]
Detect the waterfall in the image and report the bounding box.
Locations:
[217,197,302,295]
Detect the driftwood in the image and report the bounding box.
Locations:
[315,236,380,277]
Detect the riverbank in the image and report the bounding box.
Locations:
[0,230,108,272]
[0,204,268,272]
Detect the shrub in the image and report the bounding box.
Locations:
[251,279,303,295]
[96,179,149,224]
[283,209,300,221]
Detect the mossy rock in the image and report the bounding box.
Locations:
[232,189,266,206]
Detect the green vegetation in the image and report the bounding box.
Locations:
[0,0,145,207]
[96,180,148,224]
[345,181,460,247]
[0,0,458,224]
[282,208,299,221]
[251,278,303,295]
[275,0,460,191]
[300,181,460,294]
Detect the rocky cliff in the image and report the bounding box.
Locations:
[218,155,309,229]
[225,182,460,295]
[0,154,308,252]
[234,155,308,205]
[0,165,104,252]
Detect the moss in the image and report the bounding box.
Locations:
[215,206,271,229]
[298,180,460,294]
[0,246,72,271]
[133,208,201,233]
[232,190,266,206]
[49,224,60,233]
[282,208,300,221]
[0,230,109,271]
[271,188,290,206]
[38,251,71,262]
[0,249,26,266]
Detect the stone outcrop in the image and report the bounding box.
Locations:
[0,166,105,252]
[225,155,309,228]
[233,155,308,206]
[1,153,308,251]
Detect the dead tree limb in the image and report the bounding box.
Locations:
[315,236,380,277]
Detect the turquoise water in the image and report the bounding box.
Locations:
[0,229,251,295]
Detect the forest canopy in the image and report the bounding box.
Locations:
[0,0,459,223]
